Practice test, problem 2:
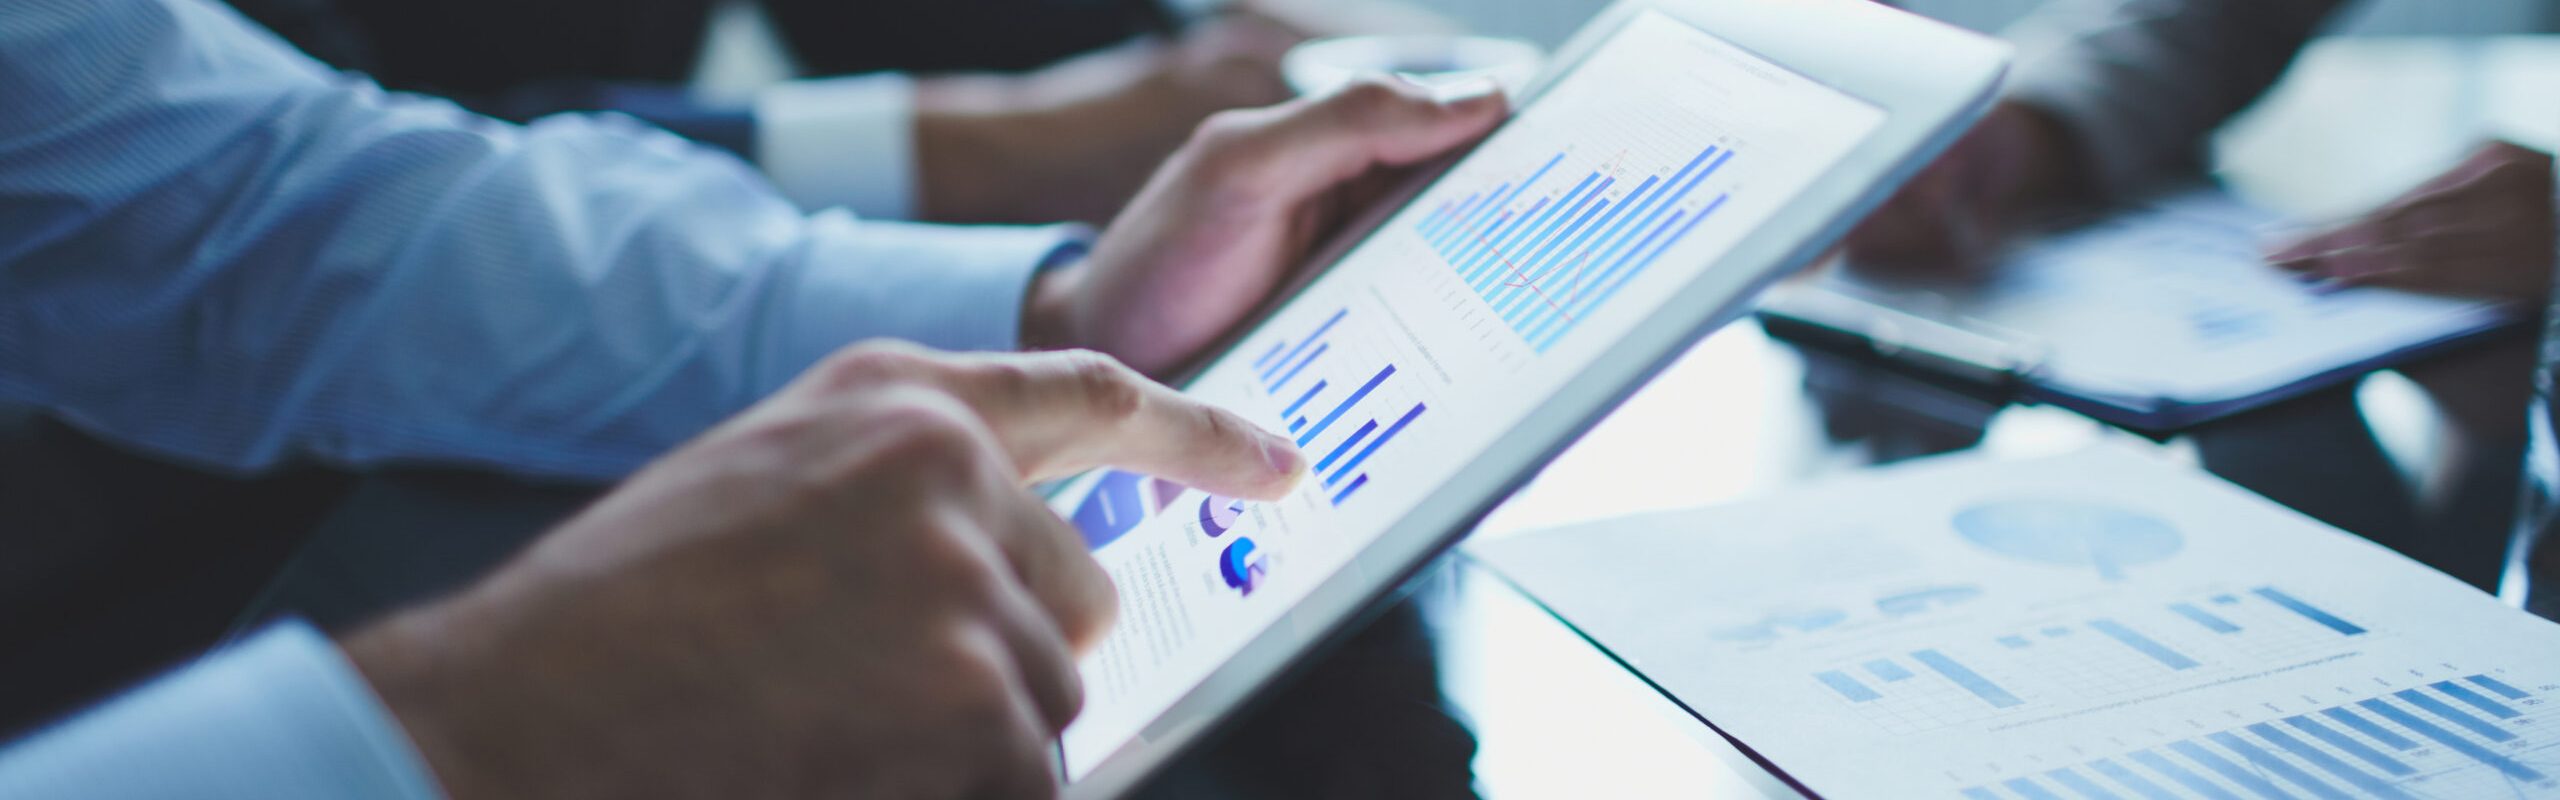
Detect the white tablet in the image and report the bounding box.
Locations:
[1047,1,2007,794]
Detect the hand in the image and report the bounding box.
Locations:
[914,15,1304,225]
[344,343,1304,799]
[2267,140,2556,303]
[1843,100,2089,278]
[1232,0,1460,39]
[1024,78,1506,377]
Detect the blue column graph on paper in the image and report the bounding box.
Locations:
[1249,308,1426,506]
[1409,145,1736,353]
[1819,649,2025,712]
[1954,675,2553,799]
[1812,586,2383,738]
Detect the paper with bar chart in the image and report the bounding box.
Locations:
[1473,447,2560,799]
[1048,9,1886,779]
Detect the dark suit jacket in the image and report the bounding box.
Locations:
[225,0,1170,157]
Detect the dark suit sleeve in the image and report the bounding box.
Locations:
[221,0,1172,164]
[2002,0,2352,200]
[224,0,755,157]
[759,0,1168,75]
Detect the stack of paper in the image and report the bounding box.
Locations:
[1471,448,2560,799]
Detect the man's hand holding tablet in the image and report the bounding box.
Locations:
[1024,78,1507,378]
[1046,1,2005,794]
[331,3,1997,797]
[336,83,1511,799]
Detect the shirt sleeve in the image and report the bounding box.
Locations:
[0,622,445,800]
[0,0,1087,483]
[755,72,920,219]
[1999,0,2349,201]
[470,82,762,162]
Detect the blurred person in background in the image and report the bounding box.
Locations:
[1846,0,2557,610]
[1850,0,2553,293]
[0,0,1508,795]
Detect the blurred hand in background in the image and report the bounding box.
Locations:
[1840,100,2092,278]
[2267,139,2556,304]
[914,14,1301,226]
[916,0,1458,226]
[2268,140,2556,451]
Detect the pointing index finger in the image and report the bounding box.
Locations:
[947,350,1306,501]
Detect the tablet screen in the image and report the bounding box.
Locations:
[1051,9,1885,777]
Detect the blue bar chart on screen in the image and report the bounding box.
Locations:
[1048,11,1897,776]
[1249,308,1429,507]
[1412,143,1736,353]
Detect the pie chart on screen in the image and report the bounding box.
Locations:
[1199,496,1246,537]
[1220,538,1268,595]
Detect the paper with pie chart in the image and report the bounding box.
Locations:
[1472,447,2560,799]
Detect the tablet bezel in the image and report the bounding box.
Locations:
[1060,2,2008,795]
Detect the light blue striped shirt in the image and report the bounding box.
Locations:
[0,0,1084,795]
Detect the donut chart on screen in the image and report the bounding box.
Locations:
[1219,538,1268,596]
[1199,496,1246,537]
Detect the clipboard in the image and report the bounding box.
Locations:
[1754,189,2528,432]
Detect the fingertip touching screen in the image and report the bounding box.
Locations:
[1049,9,1886,779]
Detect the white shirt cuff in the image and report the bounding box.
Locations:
[1162,0,1236,17]
[754,73,918,219]
[0,622,444,800]
[758,214,1092,395]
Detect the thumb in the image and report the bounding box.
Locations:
[1210,76,1507,199]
